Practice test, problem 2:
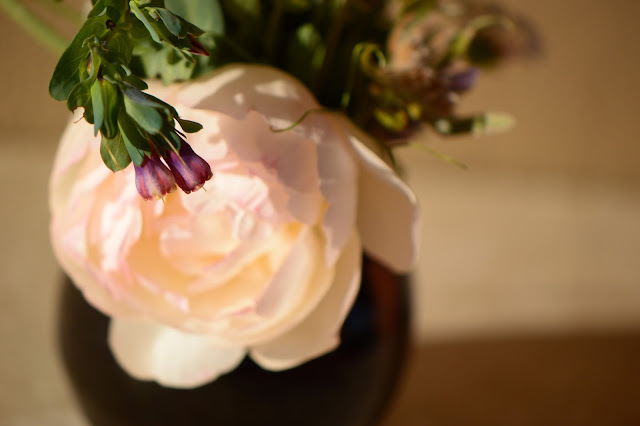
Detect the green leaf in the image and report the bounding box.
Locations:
[124,96,163,134]
[130,1,161,43]
[67,80,93,111]
[121,84,178,118]
[165,130,182,150]
[155,8,188,38]
[101,80,121,139]
[84,100,95,124]
[88,0,107,17]
[139,45,195,83]
[374,109,409,132]
[100,134,132,172]
[90,80,105,136]
[89,0,127,18]
[49,15,110,101]
[222,0,260,24]
[286,23,325,87]
[165,0,224,33]
[105,30,134,64]
[123,72,149,90]
[175,117,203,133]
[434,113,515,136]
[118,111,149,166]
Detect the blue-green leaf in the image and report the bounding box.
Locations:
[100,134,132,172]
[49,15,110,101]
[124,96,163,134]
[175,117,203,133]
[165,0,224,33]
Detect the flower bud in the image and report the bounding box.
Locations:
[134,155,177,200]
[164,142,213,194]
[447,67,479,93]
[188,35,210,57]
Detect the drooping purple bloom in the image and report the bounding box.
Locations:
[188,35,210,57]
[134,155,177,200]
[447,67,479,93]
[164,142,213,194]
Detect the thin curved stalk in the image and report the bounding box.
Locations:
[0,0,68,55]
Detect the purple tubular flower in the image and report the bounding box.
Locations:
[134,155,177,200]
[164,142,213,194]
[188,35,210,57]
[448,67,480,93]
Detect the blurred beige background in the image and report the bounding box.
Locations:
[1,0,639,425]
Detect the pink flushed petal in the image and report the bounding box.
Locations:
[315,124,358,265]
[340,117,420,272]
[108,319,246,389]
[173,108,324,226]
[186,222,294,295]
[249,231,361,371]
[215,227,335,347]
[49,110,94,182]
[51,220,141,320]
[175,65,318,129]
[48,65,417,388]
[254,227,317,319]
[159,215,237,265]
[213,173,292,226]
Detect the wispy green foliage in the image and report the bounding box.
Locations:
[49,0,214,174]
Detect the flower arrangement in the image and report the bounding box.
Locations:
[3,0,537,389]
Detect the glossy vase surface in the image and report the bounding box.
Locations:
[58,256,410,426]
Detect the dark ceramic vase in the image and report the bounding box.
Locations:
[58,256,410,426]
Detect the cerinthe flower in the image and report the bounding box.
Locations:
[134,154,177,200]
[164,141,213,194]
[188,35,210,57]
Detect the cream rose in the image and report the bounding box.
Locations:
[50,65,419,389]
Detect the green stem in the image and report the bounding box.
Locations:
[264,0,284,63]
[31,0,82,25]
[0,0,69,55]
[313,3,347,98]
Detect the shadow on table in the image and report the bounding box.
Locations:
[383,332,640,426]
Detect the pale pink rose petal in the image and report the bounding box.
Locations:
[50,64,420,388]
[109,319,246,389]
[177,107,324,225]
[50,119,109,215]
[316,129,358,265]
[204,225,335,347]
[249,231,361,370]
[342,118,420,272]
[49,110,93,183]
[254,227,320,319]
[176,66,318,127]
[51,221,142,320]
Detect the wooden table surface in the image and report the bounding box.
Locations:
[382,332,640,426]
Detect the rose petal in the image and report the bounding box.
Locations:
[200,225,335,346]
[108,319,245,389]
[315,121,358,265]
[176,65,319,127]
[342,118,420,272]
[249,231,361,370]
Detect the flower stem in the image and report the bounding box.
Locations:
[30,0,83,26]
[0,0,68,55]
[264,0,284,63]
[313,2,347,103]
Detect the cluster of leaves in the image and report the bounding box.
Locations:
[349,0,534,143]
[180,0,528,140]
[49,0,535,174]
[49,0,208,172]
